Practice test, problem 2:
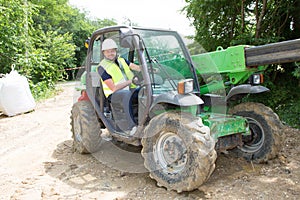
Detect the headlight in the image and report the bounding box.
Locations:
[251,73,263,85]
[177,79,193,94]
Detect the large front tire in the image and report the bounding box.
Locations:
[71,101,102,154]
[229,102,284,163]
[141,112,217,192]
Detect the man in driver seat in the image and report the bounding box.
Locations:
[98,38,140,136]
[97,38,140,100]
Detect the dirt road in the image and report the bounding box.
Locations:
[0,82,299,200]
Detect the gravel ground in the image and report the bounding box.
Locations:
[0,82,299,200]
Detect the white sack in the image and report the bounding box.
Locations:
[0,70,36,116]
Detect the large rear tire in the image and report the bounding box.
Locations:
[141,112,217,192]
[71,101,102,154]
[229,102,284,163]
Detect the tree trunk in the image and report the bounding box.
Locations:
[241,0,245,33]
[230,15,236,39]
[292,0,300,39]
[255,0,268,39]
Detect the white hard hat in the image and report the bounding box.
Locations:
[102,39,118,50]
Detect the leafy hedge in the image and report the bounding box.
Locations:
[0,0,116,100]
[245,64,300,129]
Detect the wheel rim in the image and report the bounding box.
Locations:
[154,132,187,174]
[240,117,265,153]
[73,115,82,142]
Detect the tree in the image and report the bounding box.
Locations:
[184,0,300,128]
[184,0,300,49]
[30,0,117,70]
[0,0,116,99]
[0,0,36,73]
[184,0,245,51]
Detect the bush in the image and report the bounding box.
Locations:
[244,65,300,129]
[276,100,300,129]
[15,30,75,99]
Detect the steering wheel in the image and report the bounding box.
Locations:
[132,75,143,86]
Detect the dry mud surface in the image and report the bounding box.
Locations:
[0,82,299,200]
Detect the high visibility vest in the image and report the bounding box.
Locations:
[99,56,135,97]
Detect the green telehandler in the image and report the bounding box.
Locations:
[71,26,300,192]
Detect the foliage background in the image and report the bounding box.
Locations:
[184,0,300,128]
[0,0,116,99]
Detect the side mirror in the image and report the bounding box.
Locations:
[120,28,138,49]
[120,36,134,48]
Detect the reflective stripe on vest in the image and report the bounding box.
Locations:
[99,57,135,97]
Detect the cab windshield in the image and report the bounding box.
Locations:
[133,29,197,94]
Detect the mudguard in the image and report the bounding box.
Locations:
[226,84,269,101]
[150,91,204,111]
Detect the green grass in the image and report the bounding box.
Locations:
[275,99,300,129]
[31,83,63,102]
